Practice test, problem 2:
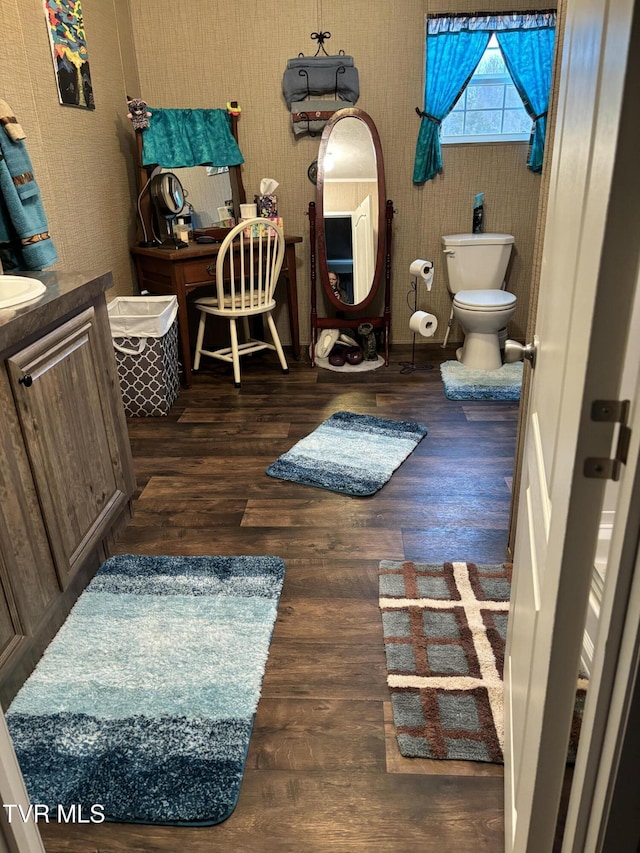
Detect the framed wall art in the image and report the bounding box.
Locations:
[43,0,95,110]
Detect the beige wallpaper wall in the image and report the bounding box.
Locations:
[2,0,141,298]
[129,0,556,345]
[3,0,557,346]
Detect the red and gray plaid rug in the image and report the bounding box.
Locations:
[379,560,586,763]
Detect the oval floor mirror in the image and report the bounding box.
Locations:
[309,108,393,366]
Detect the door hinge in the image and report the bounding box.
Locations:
[584,399,632,481]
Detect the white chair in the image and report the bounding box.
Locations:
[192,218,289,387]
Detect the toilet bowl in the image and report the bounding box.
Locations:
[442,233,516,371]
[453,290,517,371]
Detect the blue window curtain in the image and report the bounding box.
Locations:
[413,11,556,183]
[141,108,244,168]
[496,21,556,173]
[412,26,490,184]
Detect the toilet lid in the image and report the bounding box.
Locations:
[454,290,517,310]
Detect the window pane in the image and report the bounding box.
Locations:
[467,84,505,111]
[437,28,540,143]
[502,109,533,134]
[441,111,464,136]
[475,47,507,77]
[450,90,466,112]
[465,110,503,135]
[504,85,525,109]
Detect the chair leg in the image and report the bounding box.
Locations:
[242,316,251,341]
[193,310,207,370]
[266,313,289,374]
[229,318,241,387]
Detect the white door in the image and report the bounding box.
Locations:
[504,0,639,850]
[351,194,374,303]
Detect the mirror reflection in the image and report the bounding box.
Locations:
[321,114,379,306]
[328,269,348,302]
[160,166,233,229]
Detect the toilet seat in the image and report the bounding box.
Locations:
[453,289,516,311]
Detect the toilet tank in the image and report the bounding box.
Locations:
[442,233,514,293]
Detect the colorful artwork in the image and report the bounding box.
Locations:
[43,0,95,110]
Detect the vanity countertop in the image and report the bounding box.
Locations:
[0,269,114,353]
[130,234,303,261]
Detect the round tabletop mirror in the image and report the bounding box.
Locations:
[316,109,386,310]
[149,171,187,248]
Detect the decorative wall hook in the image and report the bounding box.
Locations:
[310,31,331,55]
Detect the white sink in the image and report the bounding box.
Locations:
[0,276,47,309]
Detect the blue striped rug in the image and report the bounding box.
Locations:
[266,411,428,496]
[440,360,523,401]
[6,554,285,826]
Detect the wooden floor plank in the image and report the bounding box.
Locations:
[240,497,513,529]
[115,526,406,561]
[247,698,387,771]
[402,527,511,564]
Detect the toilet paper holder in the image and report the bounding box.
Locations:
[410,258,434,291]
[400,258,436,374]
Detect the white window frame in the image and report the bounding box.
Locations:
[440,35,533,145]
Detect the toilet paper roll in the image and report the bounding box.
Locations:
[240,203,257,218]
[409,310,438,337]
[409,259,433,280]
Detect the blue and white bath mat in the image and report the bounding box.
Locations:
[6,554,285,826]
[266,410,428,496]
[440,360,523,401]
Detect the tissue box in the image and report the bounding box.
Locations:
[254,194,278,218]
[241,216,284,239]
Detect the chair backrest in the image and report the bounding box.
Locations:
[215,218,285,313]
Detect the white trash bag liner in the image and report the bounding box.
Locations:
[107,296,178,339]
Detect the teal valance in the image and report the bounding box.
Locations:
[427,11,556,35]
[141,108,244,169]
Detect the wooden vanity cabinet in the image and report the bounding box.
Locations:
[0,272,135,707]
[6,306,130,589]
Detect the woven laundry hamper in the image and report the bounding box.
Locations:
[108,296,180,416]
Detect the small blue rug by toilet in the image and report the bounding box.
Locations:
[440,360,523,401]
[266,410,428,496]
[5,554,285,826]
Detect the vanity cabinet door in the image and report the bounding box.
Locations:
[0,570,18,664]
[6,307,130,590]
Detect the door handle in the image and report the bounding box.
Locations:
[504,336,538,368]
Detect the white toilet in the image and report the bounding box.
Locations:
[441,232,516,371]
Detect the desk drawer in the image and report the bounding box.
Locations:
[181,259,217,286]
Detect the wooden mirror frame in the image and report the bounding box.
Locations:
[316,108,386,312]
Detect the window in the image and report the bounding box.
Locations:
[440,35,532,144]
[413,13,556,182]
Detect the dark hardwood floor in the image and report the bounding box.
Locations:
[40,345,519,853]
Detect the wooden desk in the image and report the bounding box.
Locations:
[130,235,303,386]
